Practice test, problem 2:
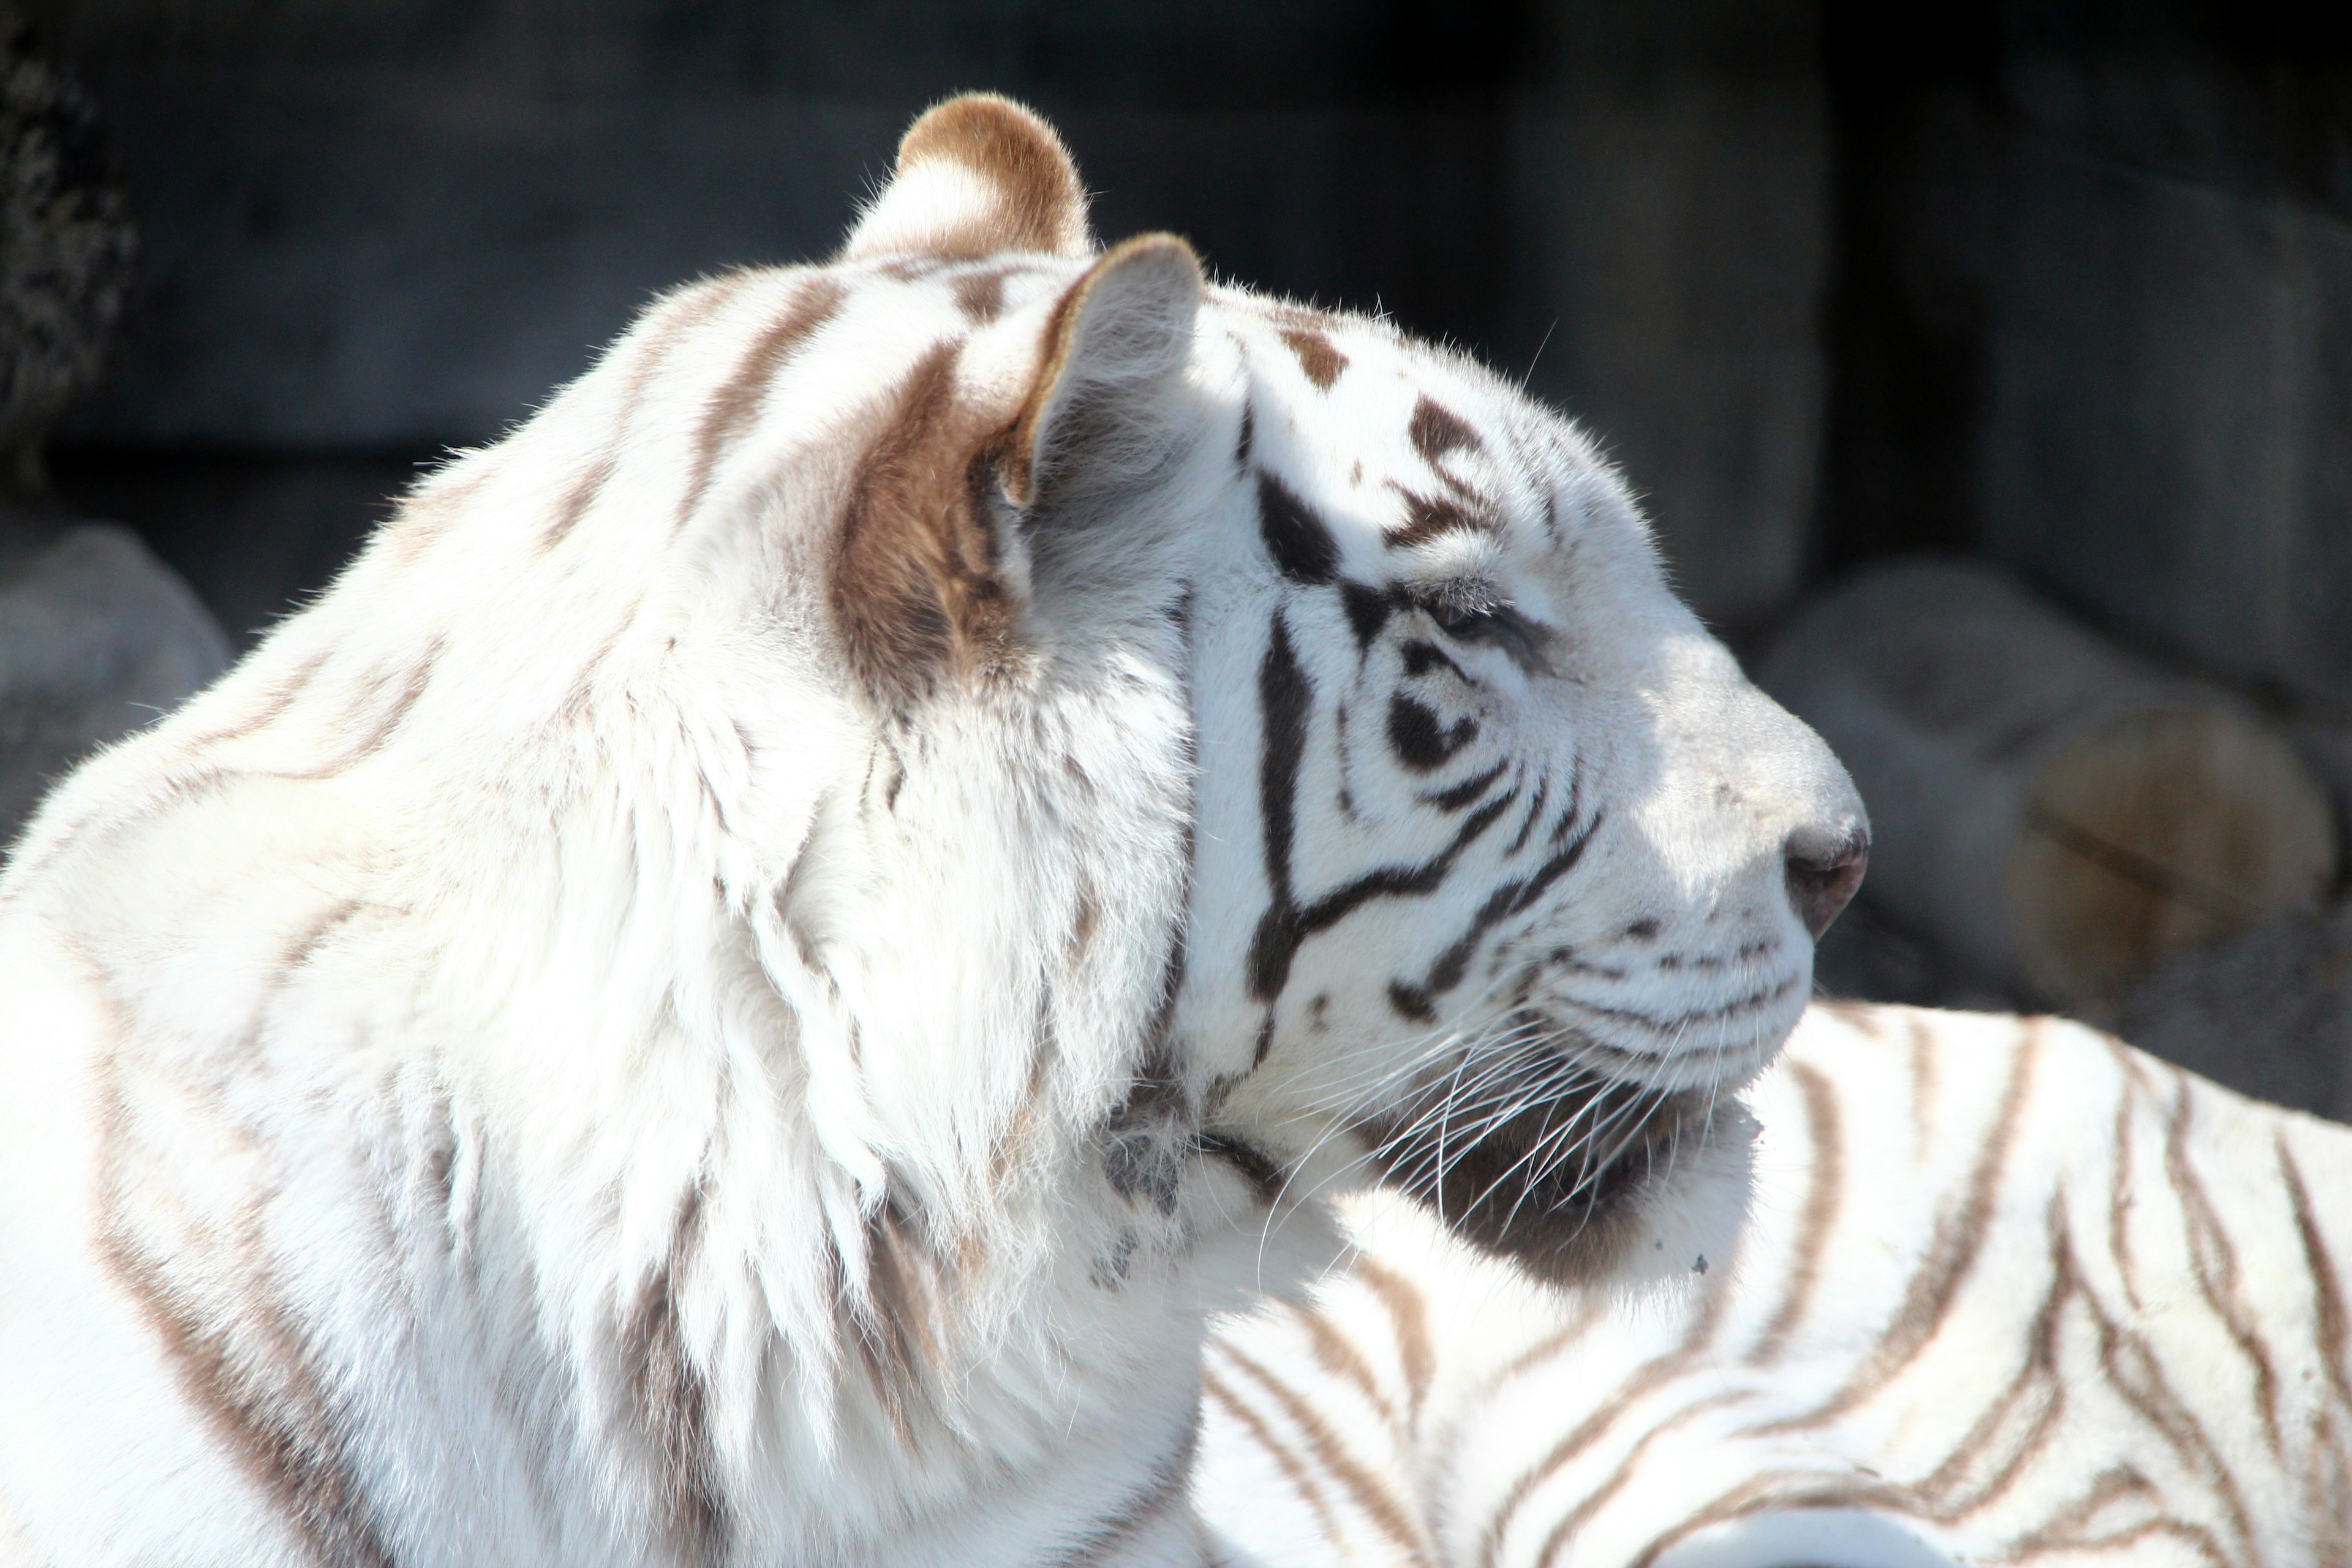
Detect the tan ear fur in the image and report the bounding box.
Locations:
[842,94,1093,262]
[1004,233,1202,510]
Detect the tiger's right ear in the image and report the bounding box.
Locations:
[1003,232,1203,514]
[842,93,1093,262]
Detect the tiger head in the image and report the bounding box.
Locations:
[299,94,1863,1314]
[788,97,1869,1290]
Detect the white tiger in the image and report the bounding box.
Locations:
[0,96,1866,1566]
[1200,1001,2352,1567]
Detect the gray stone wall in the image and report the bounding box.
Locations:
[1512,2,1829,635]
[1982,56,2352,712]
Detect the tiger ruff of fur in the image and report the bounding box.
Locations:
[1197,1001,2352,1568]
[0,95,1866,1567]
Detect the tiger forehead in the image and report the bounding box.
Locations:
[1212,305,1559,567]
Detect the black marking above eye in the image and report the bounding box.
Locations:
[1399,641,1466,681]
[1340,581,1393,649]
[1388,693,1477,771]
[1258,472,1339,586]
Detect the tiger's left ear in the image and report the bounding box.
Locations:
[843,93,1093,262]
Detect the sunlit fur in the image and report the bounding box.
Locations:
[0,96,1859,1566]
[1200,1002,2352,1568]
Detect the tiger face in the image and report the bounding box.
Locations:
[1177,304,1866,1283]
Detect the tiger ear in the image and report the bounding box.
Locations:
[1003,232,1202,513]
[842,93,1093,262]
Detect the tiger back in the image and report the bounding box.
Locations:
[1200,1002,2352,1567]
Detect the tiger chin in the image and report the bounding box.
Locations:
[0,94,1862,1567]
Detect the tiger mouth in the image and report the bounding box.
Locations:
[1359,1063,1719,1287]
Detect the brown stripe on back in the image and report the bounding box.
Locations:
[2006,1466,2163,1556]
[1747,1060,1843,1363]
[543,454,617,551]
[679,277,847,527]
[382,464,490,564]
[2277,1132,2352,1414]
[2090,1295,2260,1553]
[1350,1254,1434,1422]
[1202,1368,1349,1554]
[2105,1035,2155,1313]
[2161,1068,2285,1452]
[290,636,446,780]
[621,1187,728,1558]
[1279,327,1348,390]
[1474,1346,1717,1568]
[1520,1391,1756,1568]
[831,342,1020,703]
[1283,1299,1400,1431]
[1907,1013,1938,1159]
[95,1061,394,1568]
[1910,1194,2076,1517]
[189,648,330,755]
[541,274,752,551]
[1216,1341,1431,1566]
[1758,1017,2042,1431]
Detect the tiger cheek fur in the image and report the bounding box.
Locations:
[1175,323,1868,1291]
[0,92,1860,1566]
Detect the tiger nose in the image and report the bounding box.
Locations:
[1784,821,1870,939]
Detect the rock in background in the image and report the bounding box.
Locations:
[1770,560,2352,1118]
[0,9,229,853]
[2108,903,2352,1120]
[0,521,229,839]
[1764,558,2338,1009]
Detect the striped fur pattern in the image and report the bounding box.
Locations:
[1199,1002,2352,1567]
[0,95,1863,1566]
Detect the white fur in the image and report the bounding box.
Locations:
[0,101,1860,1567]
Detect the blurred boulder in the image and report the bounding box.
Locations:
[1765,557,2337,1009]
[0,521,230,848]
[2108,902,2352,1121]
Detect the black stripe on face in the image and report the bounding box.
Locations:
[1387,693,1476,772]
[1399,641,1466,682]
[1340,581,1394,649]
[1389,805,1605,1021]
[1422,760,1507,813]
[1257,610,1313,917]
[1249,789,1517,1006]
[1248,611,1312,1003]
[1259,472,1340,586]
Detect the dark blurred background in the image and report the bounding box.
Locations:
[9,0,2352,1106]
